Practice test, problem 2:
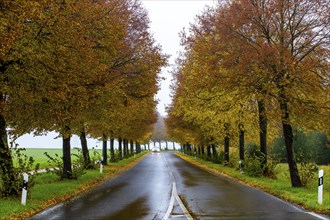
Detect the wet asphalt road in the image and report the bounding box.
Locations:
[30,152,327,220]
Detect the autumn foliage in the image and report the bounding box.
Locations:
[166,0,329,187]
[0,0,166,196]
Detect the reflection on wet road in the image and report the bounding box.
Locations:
[165,153,327,220]
[30,152,327,220]
[30,153,171,220]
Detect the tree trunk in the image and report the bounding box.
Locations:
[224,136,230,163]
[79,129,91,169]
[125,139,129,157]
[239,123,245,161]
[257,100,267,168]
[280,94,302,187]
[172,142,175,150]
[118,137,123,160]
[123,139,127,158]
[224,123,230,163]
[158,140,161,150]
[136,141,141,153]
[211,144,217,159]
[62,129,72,179]
[0,114,17,196]
[187,143,192,155]
[125,139,128,158]
[130,140,134,156]
[110,138,115,162]
[201,145,205,156]
[197,146,201,157]
[207,145,211,160]
[102,134,107,165]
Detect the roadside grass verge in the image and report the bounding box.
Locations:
[0,151,148,220]
[176,153,330,215]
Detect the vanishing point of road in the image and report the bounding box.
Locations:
[30,152,329,220]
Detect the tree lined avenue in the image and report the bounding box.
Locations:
[0,1,329,218]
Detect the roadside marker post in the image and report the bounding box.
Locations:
[318,169,323,205]
[239,160,243,173]
[100,157,103,173]
[21,173,28,206]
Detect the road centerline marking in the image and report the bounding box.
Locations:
[163,182,175,220]
[172,182,194,220]
[163,182,194,220]
[162,153,194,220]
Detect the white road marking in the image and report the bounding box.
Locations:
[306,212,330,220]
[162,153,193,220]
[172,182,194,220]
[163,183,176,220]
[163,182,194,220]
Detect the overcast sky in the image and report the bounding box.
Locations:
[141,0,217,116]
[15,0,216,148]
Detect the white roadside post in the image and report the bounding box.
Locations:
[100,157,103,173]
[318,170,324,205]
[21,173,28,205]
[239,160,243,173]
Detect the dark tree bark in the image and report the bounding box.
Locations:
[79,129,91,169]
[186,143,192,155]
[182,143,186,153]
[224,123,230,163]
[211,144,217,159]
[102,134,107,165]
[118,137,123,160]
[172,142,175,150]
[136,141,141,153]
[239,123,245,161]
[206,145,211,160]
[224,136,230,163]
[123,139,128,158]
[201,145,205,156]
[280,92,302,187]
[125,139,129,157]
[109,138,115,162]
[165,141,168,150]
[0,114,17,196]
[62,128,72,179]
[257,100,267,168]
[130,140,134,156]
[125,139,129,156]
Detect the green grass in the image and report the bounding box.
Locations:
[13,148,102,169]
[0,151,148,220]
[177,153,330,215]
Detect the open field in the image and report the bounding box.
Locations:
[0,151,148,220]
[177,153,330,215]
[12,148,102,169]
